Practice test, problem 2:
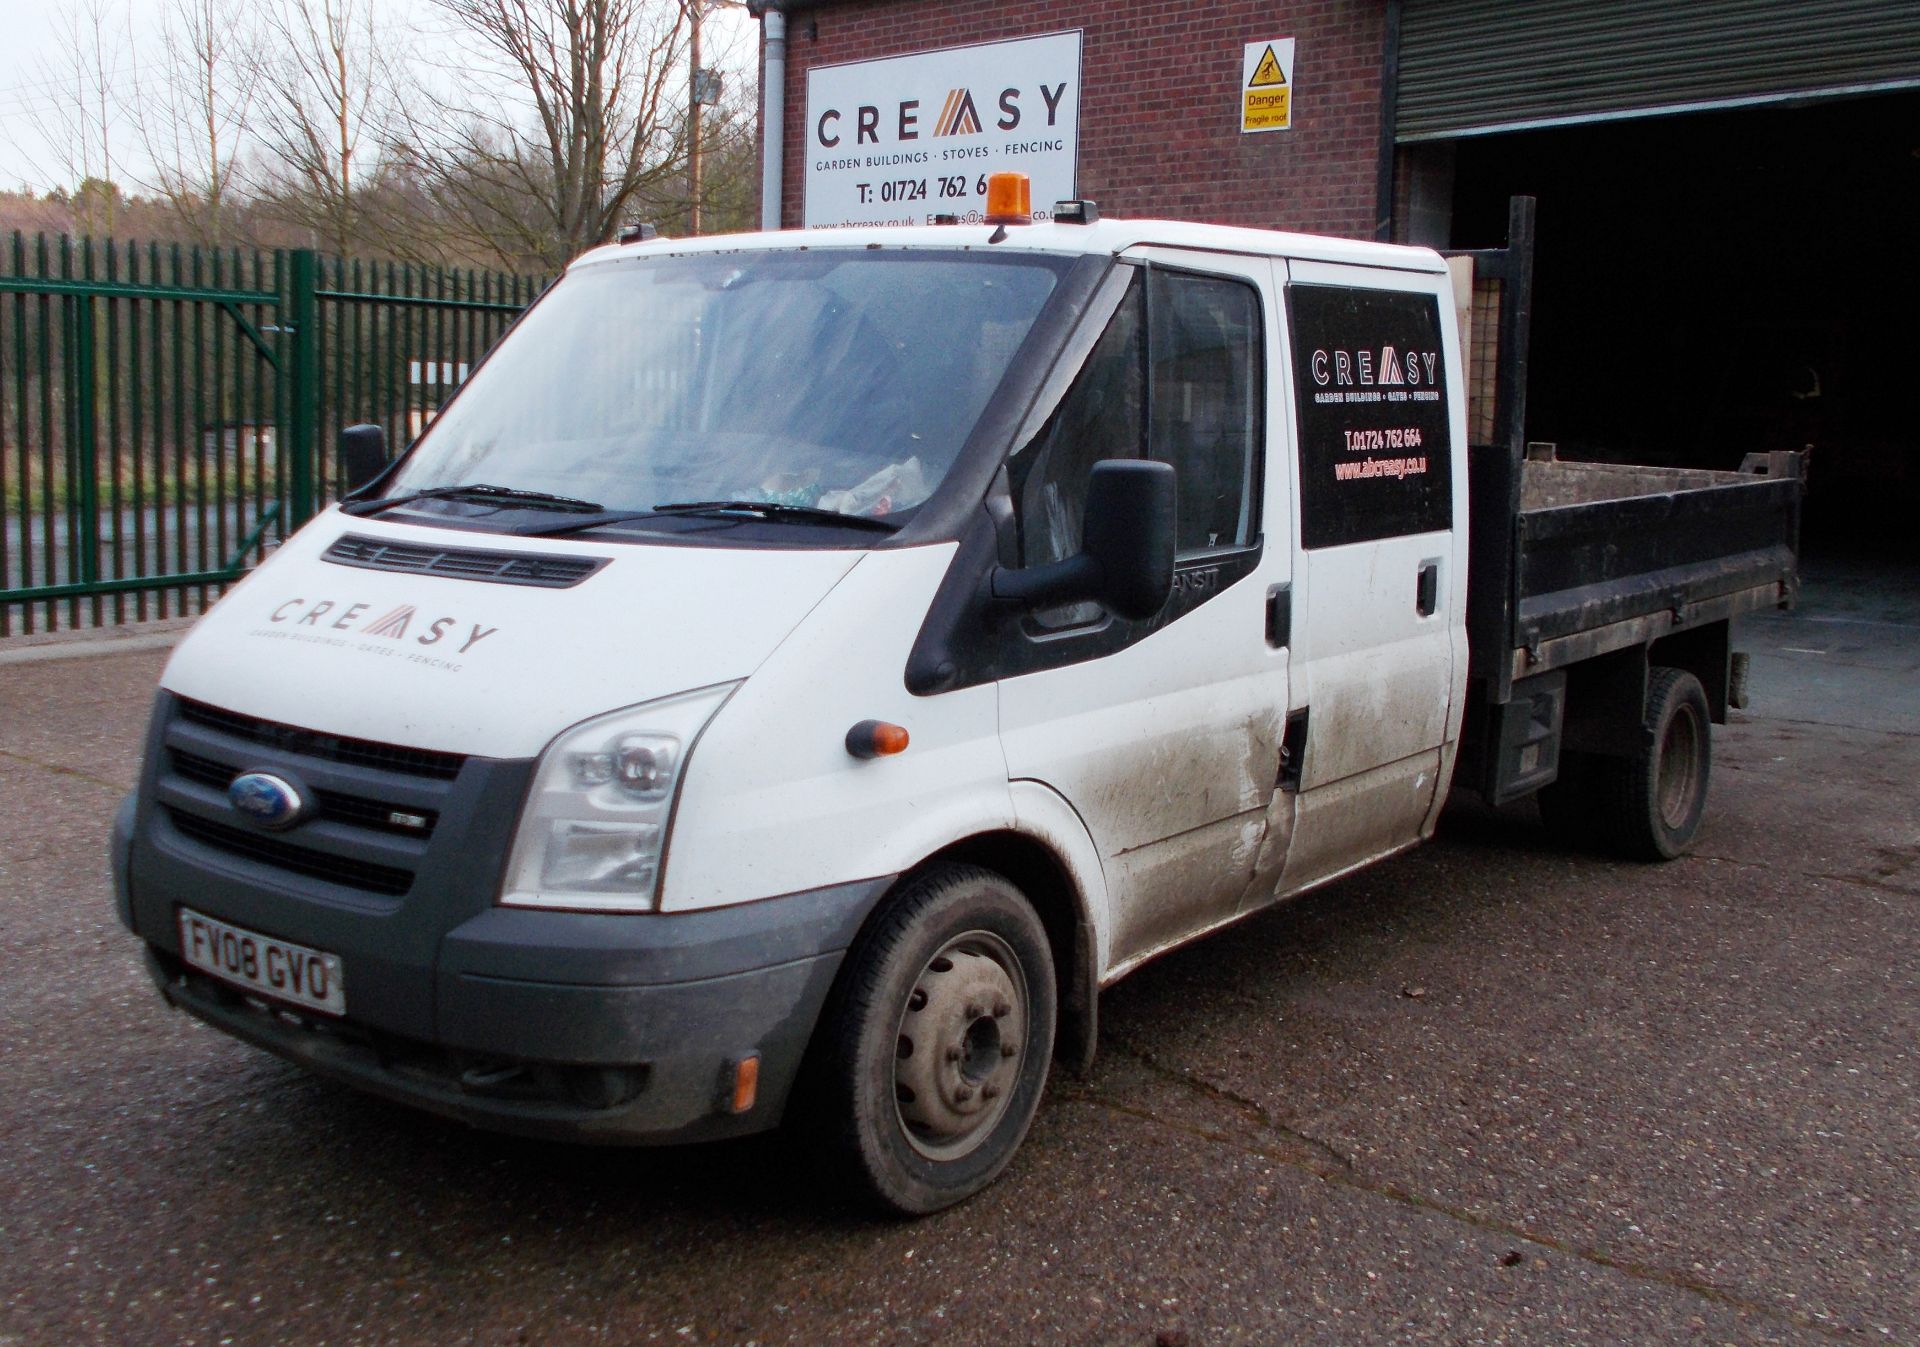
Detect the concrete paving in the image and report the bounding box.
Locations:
[1,559,1914,1346]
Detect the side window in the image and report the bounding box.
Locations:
[1006,267,1261,627]
[1149,270,1262,554]
[1288,283,1452,549]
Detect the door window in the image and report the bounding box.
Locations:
[1006,267,1262,627]
[1150,270,1262,554]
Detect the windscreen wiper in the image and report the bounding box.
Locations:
[340,483,605,517]
[644,500,901,532]
[525,498,904,537]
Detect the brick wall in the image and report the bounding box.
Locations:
[769,0,1389,237]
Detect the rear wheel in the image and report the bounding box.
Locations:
[813,864,1056,1215]
[1603,666,1712,861]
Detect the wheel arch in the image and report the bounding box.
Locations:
[910,830,1100,1075]
[1559,644,1649,759]
[1559,620,1732,762]
[1650,618,1732,723]
[822,828,1102,1080]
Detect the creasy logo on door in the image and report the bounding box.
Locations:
[266,596,499,654]
[1310,346,1440,388]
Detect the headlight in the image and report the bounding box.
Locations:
[500,683,738,912]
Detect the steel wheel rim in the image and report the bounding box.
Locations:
[891,929,1028,1162]
[1657,704,1703,829]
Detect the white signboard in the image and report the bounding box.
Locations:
[804,32,1082,229]
[1241,38,1295,133]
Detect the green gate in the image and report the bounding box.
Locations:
[0,237,541,636]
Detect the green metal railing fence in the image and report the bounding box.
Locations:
[0,235,543,636]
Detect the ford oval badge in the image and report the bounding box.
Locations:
[229,772,307,830]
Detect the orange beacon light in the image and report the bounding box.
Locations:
[984,172,1033,226]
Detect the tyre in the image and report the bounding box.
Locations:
[1603,666,1712,861]
[812,864,1057,1215]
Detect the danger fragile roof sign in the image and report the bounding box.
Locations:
[1241,38,1295,133]
[804,32,1082,229]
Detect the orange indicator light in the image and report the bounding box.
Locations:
[846,719,911,759]
[984,172,1033,226]
[731,1054,760,1114]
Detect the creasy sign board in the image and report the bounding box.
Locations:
[804,32,1082,229]
[1241,38,1295,133]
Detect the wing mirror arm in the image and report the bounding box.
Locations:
[989,552,1102,608]
[987,459,1177,623]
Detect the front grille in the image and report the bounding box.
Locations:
[177,699,466,780]
[172,749,237,791]
[323,533,608,589]
[167,808,415,897]
[171,749,439,837]
[313,790,438,836]
[161,698,465,899]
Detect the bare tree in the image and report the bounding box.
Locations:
[137,0,263,245]
[253,0,394,256]
[402,0,691,269]
[26,0,130,235]
[687,98,758,235]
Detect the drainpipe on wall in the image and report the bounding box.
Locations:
[758,4,788,230]
[1374,0,1403,241]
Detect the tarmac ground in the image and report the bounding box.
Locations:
[1,555,1915,1346]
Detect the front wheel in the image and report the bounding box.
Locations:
[813,864,1057,1215]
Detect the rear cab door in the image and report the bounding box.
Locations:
[1273,258,1470,892]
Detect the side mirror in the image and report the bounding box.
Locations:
[990,459,1176,622]
[339,423,390,494]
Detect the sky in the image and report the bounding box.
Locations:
[0,0,761,197]
[0,0,175,194]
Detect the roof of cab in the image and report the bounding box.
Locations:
[568,217,1448,275]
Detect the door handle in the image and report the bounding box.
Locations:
[1417,560,1439,617]
[1265,584,1291,648]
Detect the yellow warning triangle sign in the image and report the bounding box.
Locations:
[1249,45,1287,87]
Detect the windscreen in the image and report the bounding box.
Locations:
[387,249,1067,524]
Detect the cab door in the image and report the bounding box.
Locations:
[1272,260,1469,892]
[997,251,1295,978]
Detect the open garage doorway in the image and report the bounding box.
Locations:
[1442,92,1920,559]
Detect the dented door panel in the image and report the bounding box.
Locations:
[1001,605,1287,974]
[1276,748,1442,893]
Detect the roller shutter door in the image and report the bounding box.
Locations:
[1397,0,1920,141]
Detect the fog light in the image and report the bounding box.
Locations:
[564,1065,648,1109]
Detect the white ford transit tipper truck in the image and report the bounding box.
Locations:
[111,199,1801,1213]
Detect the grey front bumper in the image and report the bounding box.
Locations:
[135,876,893,1145]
